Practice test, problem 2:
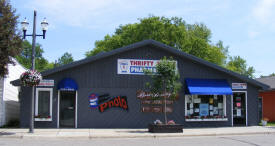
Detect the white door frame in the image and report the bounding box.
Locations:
[57,90,78,128]
[232,91,248,126]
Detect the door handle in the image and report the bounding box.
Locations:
[67,107,74,110]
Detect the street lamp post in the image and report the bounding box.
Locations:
[21,10,48,133]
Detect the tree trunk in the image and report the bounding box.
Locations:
[164,81,167,124]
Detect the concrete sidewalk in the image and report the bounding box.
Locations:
[0,126,275,139]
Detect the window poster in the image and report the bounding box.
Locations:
[236,102,241,107]
[237,109,242,117]
[209,98,213,104]
[209,105,213,110]
[236,97,241,101]
[213,107,218,114]
[210,111,214,116]
[194,98,201,103]
[190,109,194,114]
[218,103,223,109]
[199,104,209,116]
[190,103,193,108]
[195,108,200,113]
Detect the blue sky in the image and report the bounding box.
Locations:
[11,0,275,77]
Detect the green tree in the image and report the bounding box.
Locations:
[15,40,52,72]
[56,52,73,66]
[260,73,275,78]
[0,0,22,77]
[86,16,228,67]
[145,57,182,124]
[226,56,255,78]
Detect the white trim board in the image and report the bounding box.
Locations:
[35,88,53,121]
[75,91,78,128]
[57,91,60,128]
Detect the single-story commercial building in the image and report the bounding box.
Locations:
[256,76,275,122]
[12,40,268,128]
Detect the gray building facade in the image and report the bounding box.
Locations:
[15,40,268,128]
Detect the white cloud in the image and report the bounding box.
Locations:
[247,30,260,38]
[25,0,134,27]
[253,0,275,24]
[24,0,233,30]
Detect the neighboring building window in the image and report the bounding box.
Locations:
[185,95,227,121]
[35,88,52,121]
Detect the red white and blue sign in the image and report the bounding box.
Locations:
[89,93,99,108]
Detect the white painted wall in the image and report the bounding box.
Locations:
[0,58,26,126]
[0,78,4,126]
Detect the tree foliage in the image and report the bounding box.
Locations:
[86,16,228,66]
[15,40,52,72]
[56,52,73,66]
[0,0,22,77]
[145,57,182,96]
[86,16,256,77]
[226,56,255,78]
[260,73,275,78]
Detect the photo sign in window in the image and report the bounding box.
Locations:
[117,59,177,75]
[185,95,227,121]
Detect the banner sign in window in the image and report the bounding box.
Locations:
[117,59,177,75]
[232,83,247,89]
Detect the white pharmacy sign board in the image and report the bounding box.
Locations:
[232,83,247,89]
[117,59,177,75]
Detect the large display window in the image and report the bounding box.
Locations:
[185,95,228,121]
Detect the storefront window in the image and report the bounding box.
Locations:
[185,95,227,121]
[35,88,53,121]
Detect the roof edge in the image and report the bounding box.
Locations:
[36,39,268,89]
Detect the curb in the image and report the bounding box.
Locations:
[1,131,275,139]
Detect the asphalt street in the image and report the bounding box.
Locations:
[0,134,274,146]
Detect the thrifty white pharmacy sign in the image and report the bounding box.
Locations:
[117,59,159,75]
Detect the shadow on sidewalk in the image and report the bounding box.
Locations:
[266,126,275,129]
[0,132,16,136]
[116,130,148,134]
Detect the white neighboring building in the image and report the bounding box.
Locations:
[0,58,26,126]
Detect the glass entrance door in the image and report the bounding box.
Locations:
[60,91,76,128]
[233,92,246,126]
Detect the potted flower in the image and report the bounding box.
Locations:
[262,118,269,126]
[20,70,42,86]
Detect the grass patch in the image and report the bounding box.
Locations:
[259,122,275,126]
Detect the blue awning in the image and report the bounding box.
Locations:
[58,78,78,91]
[185,78,232,95]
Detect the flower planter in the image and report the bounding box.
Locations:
[148,124,183,133]
[262,120,267,126]
[20,70,42,86]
